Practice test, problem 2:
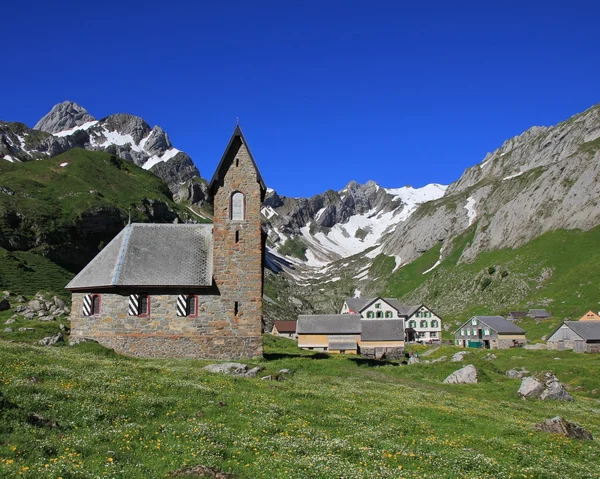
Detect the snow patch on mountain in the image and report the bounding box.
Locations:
[143,148,181,170]
[54,120,99,137]
[465,197,477,226]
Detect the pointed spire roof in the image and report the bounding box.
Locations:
[208,125,267,200]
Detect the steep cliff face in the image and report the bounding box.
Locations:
[1,102,201,192]
[382,103,600,266]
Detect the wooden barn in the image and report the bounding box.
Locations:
[547,321,600,353]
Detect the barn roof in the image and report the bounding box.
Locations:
[562,321,600,341]
[528,309,551,318]
[65,223,214,290]
[272,320,297,333]
[297,315,361,334]
[361,320,405,341]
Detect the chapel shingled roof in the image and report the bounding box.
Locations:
[65,223,214,290]
[272,320,297,333]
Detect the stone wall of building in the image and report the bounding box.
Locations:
[212,138,264,358]
[70,290,262,358]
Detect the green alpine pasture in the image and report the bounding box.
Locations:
[1,336,600,479]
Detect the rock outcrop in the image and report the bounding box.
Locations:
[34,101,95,133]
[535,417,593,440]
[443,364,478,384]
[518,373,573,401]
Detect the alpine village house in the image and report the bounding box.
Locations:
[65,126,266,359]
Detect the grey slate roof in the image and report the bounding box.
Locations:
[66,223,214,290]
[344,298,370,313]
[528,309,551,318]
[469,316,526,334]
[361,320,405,341]
[562,321,600,341]
[297,315,362,334]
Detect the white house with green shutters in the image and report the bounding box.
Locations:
[341,297,442,343]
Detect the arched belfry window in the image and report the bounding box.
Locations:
[231,192,245,220]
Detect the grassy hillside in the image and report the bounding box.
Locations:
[1,337,599,478]
[376,225,600,334]
[0,149,207,288]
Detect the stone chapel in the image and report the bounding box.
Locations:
[65,126,266,358]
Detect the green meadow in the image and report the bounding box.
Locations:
[1,336,599,479]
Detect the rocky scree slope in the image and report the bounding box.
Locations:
[1,101,201,194]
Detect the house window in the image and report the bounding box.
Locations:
[484,329,490,336]
[91,294,101,315]
[431,320,438,328]
[366,311,374,318]
[416,311,421,318]
[471,318,477,326]
[231,192,245,220]
[234,301,239,316]
[235,157,239,167]
[376,311,383,318]
[420,320,427,328]
[461,328,465,336]
[466,328,471,336]
[375,303,381,309]
[385,311,393,318]
[139,294,150,316]
[187,295,198,317]
[408,320,416,328]
[430,332,438,338]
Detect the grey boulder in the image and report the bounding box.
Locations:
[518,377,545,399]
[535,417,592,440]
[451,351,470,362]
[39,333,64,346]
[443,364,478,384]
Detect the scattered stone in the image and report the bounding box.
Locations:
[69,337,98,346]
[540,374,573,401]
[167,464,234,478]
[28,299,45,312]
[407,356,421,365]
[217,401,226,407]
[553,357,561,360]
[53,296,66,310]
[39,333,64,346]
[26,412,59,429]
[18,327,34,332]
[278,369,291,374]
[4,328,13,333]
[29,376,42,383]
[485,353,497,360]
[518,373,573,401]
[0,299,10,311]
[535,417,593,440]
[59,324,70,332]
[506,368,529,379]
[244,367,262,378]
[23,312,36,320]
[38,316,55,322]
[518,377,545,399]
[443,364,478,384]
[14,305,27,313]
[260,375,272,381]
[452,351,470,362]
[430,356,447,363]
[4,319,15,325]
[16,295,27,303]
[202,363,248,376]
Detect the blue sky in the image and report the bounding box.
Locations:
[2,0,600,197]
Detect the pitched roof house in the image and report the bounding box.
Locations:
[297,314,405,358]
[578,310,600,322]
[547,321,600,353]
[454,316,527,349]
[271,320,297,339]
[66,126,266,359]
[507,311,527,321]
[341,297,442,343]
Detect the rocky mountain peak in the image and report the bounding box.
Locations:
[144,126,173,155]
[34,101,95,134]
[101,114,151,144]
